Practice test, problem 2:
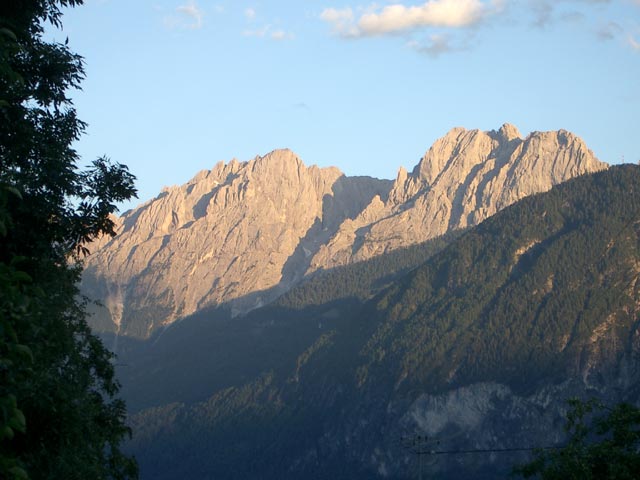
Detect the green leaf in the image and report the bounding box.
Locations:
[3,186,22,199]
[1,425,14,440]
[8,409,26,433]
[0,27,18,42]
[8,465,30,480]
[13,344,33,363]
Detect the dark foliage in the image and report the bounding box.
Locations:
[1,1,137,478]
[514,399,640,479]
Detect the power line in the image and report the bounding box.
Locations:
[400,434,565,479]
[400,435,563,455]
[410,445,563,455]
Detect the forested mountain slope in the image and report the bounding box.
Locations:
[121,165,640,479]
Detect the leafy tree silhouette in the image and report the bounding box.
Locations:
[1,1,138,478]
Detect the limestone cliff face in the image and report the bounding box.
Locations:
[308,124,607,270]
[83,125,607,337]
[82,149,392,337]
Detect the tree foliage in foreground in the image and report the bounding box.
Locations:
[1,1,137,478]
[514,399,640,480]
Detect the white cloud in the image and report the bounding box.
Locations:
[321,1,500,37]
[321,0,636,58]
[165,1,204,29]
[359,0,488,34]
[245,7,256,20]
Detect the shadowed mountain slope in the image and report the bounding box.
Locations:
[121,165,640,479]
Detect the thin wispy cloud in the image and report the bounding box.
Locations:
[321,0,502,38]
[243,25,295,41]
[242,7,294,41]
[528,0,554,27]
[320,8,357,36]
[164,1,204,30]
[527,0,613,28]
[596,21,622,41]
[407,33,464,56]
[177,3,203,28]
[560,11,585,23]
[523,0,640,53]
[243,25,270,37]
[271,30,295,41]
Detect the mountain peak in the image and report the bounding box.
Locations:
[498,123,522,141]
[252,148,302,170]
[414,126,488,184]
[259,148,299,162]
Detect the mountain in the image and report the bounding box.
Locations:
[82,150,391,337]
[309,123,605,270]
[81,124,606,338]
[119,164,640,479]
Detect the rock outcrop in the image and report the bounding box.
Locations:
[308,124,606,270]
[82,125,607,337]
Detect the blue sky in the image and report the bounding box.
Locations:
[51,0,640,211]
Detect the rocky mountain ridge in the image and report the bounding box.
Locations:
[309,124,604,269]
[82,124,607,338]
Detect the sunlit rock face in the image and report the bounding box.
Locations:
[309,124,607,271]
[82,125,606,338]
[82,149,391,337]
